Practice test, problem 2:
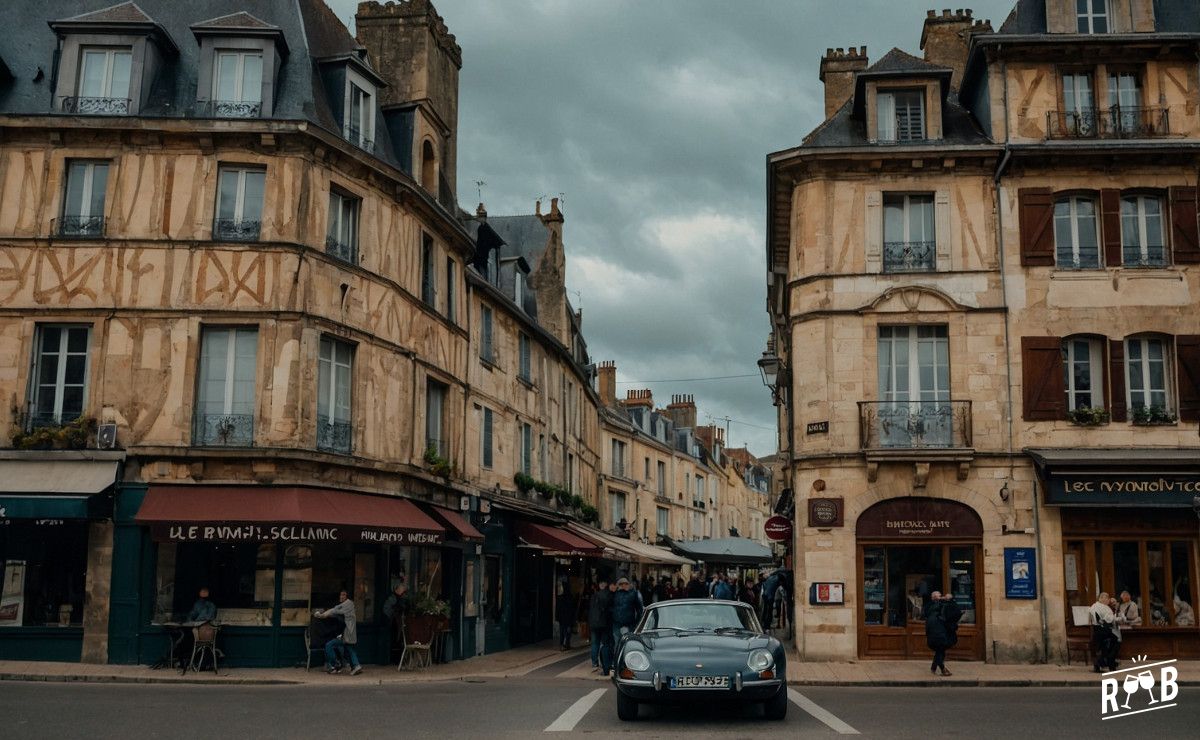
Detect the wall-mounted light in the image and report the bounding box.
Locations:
[999,483,1010,502]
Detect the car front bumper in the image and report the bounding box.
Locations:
[613,673,784,703]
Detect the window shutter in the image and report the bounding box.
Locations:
[1021,336,1065,421]
[865,191,883,272]
[1176,335,1200,422]
[1170,186,1200,264]
[1108,339,1127,422]
[1018,188,1056,266]
[1100,189,1122,267]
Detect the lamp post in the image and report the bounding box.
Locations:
[757,350,781,404]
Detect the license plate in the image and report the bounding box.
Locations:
[670,675,729,689]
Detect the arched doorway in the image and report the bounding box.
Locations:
[856,497,985,660]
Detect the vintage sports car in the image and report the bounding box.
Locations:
[611,599,788,721]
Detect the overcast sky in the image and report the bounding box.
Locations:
[335,0,1015,456]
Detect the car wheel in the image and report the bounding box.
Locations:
[763,686,788,720]
[616,691,639,721]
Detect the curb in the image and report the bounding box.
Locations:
[0,672,300,686]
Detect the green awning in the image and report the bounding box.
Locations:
[0,459,118,520]
[0,493,111,520]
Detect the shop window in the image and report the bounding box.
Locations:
[154,543,276,625]
[1125,336,1171,415]
[1112,541,1141,613]
[860,544,978,628]
[1061,533,1196,629]
[1120,195,1166,267]
[317,337,353,454]
[425,379,447,458]
[882,194,935,272]
[194,327,257,446]
[326,189,360,265]
[1077,0,1109,33]
[0,521,88,627]
[60,160,109,237]
[211,50,263,117]
[876,89,924,142]
[1054,195,1101,268]
[29,324,91,428]
[1061,336,1104,411]
[214,166,265,241]
[1170,542,1196,626]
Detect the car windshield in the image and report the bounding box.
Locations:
[639,603,760,633]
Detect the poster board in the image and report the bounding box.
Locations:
[1071,606,1092,627]
[0,560,27,626]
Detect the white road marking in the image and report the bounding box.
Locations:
[789,688,860,735]
[545,688,607,732]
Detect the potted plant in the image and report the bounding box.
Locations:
[407,594,450,645]
[11,416,97,450]
[1131,405,1176,426]
[580,504,599,525]
[555,487,572,507]
[514,472,535,494]
[423,445,452,478]
[1067,406,1109,426]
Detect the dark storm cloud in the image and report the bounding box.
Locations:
[333,0,1015,454]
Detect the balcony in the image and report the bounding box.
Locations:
[325,235,358,265]
[883,241,936,273]
[60,96,130,115]
[317,416,352,455]
[193,414,254,447]
[858,400,972,454]
[214,219,261,242]
[200,100,262,118]
[55,215,105,239]
[345,127,374,153]
[1046,106,1170,139]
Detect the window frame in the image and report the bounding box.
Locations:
[214,165,265,241]
[1124,336,1172,415]
[514,271,525,310]
[326,188,360,264]
[480,406,494,469]
[518,332,532,382]
[1053,194,1101,269]
[1120,193,1167,267]
[194,326,259,447]
[60,160,110,237]
[519,422,533,475]
[212,49,264,110]
[1061,336,1104,411]
[445,257,457,323]
[77,46,133,102]
[876,88,925,142]
[480,305,495,364]
[882,193,936,272]
[421,233,437,306]
[317,336,354,454]
[29,324,92,428]
[425,379,447,457]
[343,68,376,150]
[1076,0,1110,34]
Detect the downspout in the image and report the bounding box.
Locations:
[1032,477,1049,663]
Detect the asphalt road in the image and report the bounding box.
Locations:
[2,671,1198,738]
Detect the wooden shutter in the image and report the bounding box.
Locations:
[1100,189,1122,267]
[1170,186,1200,264]
[1021,336,1065,421]
[1019,188,1056,266]
[1108,339,1127,422]
[1177,335,1200,422]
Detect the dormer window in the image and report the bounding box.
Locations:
[76,48,133,114]
[345,70,376,151]
[1077,0,1109,33]
[877,89,925,142]
[212,51,263,117]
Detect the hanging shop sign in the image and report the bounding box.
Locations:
[1003,547,1037,599]
[764,515,794,541]
[807,497,844,528]
[1042,472,1200,507]
[808,582,844,605]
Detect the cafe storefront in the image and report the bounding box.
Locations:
[127,485,447,668]
[1030,449,1200,661]
[856,497,986,661]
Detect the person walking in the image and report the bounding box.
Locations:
[925,590,952,676]
[556,582,577,651]
[611,577,644,646]
[713,575,734,601]
[686,573,707,599]
[316,589,362,675]
[1089,592,1117,672]
[587,580,613,675]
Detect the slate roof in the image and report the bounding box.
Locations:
[996,0,1200,34]
[863,47,951,75]
[0,0,401,169]
[802,95,990,149]
[487,215,551,269]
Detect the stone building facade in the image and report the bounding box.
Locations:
[767,1,1199,663]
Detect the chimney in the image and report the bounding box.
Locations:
[920,9,991,91]
[355,1,463,192]
[597,361,617,407]
[665,394,697,430]
[623,389,654,410]
[819,46,868,120]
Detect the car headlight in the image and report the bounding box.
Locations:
[747,649,774,671]
[624,650,651,672]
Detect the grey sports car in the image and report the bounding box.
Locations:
[611,599,788,721]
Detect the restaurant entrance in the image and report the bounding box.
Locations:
[856,497,985,660]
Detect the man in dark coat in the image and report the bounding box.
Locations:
[611,577,644,645]
[587,580,614,675]
[686,573,707,599]
[925,591,959,676]
[556,583,577,650]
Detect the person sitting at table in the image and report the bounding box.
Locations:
[316,590,362,675]
[187,587,217,623]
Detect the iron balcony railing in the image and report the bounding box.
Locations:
[1122,249,1168,268]
[858,400,972,450]
[55,215,105,238]
[1046,106,1170,139]
[214,219,261,242]
[317,416,352,454]
[345,127,374,153]
[200,100,263,118]
[883,240,936,273]
[24,409,74,430]
[193,413,254,447]
[60,96,131,115]
[325,235,358,265]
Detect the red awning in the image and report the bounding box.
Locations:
[517,521,604,557]
[135,486,444,545]
[420,503,484,541]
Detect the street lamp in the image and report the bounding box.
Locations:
[757,350,781,400]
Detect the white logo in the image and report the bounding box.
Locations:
[1101,655,1179,720]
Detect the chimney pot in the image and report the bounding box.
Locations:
[819,44,869,119]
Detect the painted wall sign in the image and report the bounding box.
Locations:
[1004,547,1037,599]
[807,497,844,528]
[1043,472,1200,507]
[856,497,982,539]
[150,523,443,545]
[764,515,794,541]
[809,582,844,605]
[806,421,829,435]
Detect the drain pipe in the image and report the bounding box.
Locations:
[1032,477,1050,663]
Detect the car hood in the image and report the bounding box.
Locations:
[632,631,773,656]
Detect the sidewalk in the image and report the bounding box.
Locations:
[785,652,1200,687]
[0,641,587,687]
